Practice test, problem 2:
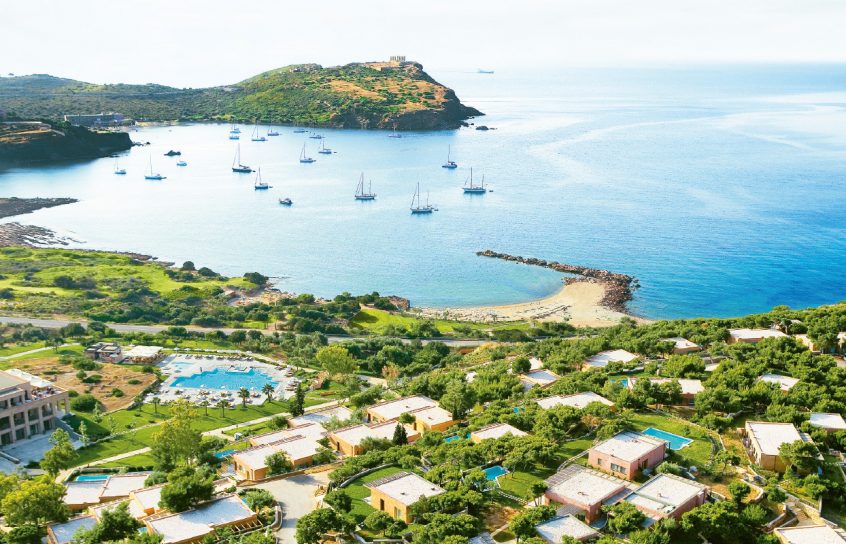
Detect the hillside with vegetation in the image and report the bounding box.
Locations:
[0,61,482,130]
[0,120,132,164]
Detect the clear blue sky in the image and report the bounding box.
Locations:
[2,0,844,87]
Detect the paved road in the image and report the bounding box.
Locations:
[0,315,487,347]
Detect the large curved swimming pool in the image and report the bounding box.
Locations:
[170,367,278,391]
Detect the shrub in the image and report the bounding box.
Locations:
[70,394,100,412]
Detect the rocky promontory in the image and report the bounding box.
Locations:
[0,121,132,165]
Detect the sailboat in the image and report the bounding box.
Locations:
[354,173,376,200]
[229,124,241,134]
[410,183,436,214]
[463,168,487,194]
[144,155,166,180]
[309,132,323,140]
[113,158,126,175]
[299,144,315,164]
[292,122,306,134]
[318,140,333,155]
[231,144,253,173]
[388,124,402,138]
[251,123,266,142]
[442,146,457,169]
[462,168,487,194]
[228,132,240,140]
[253,168,270,190]
[267,120,279,137]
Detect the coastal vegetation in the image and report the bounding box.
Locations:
[0,61,481,130]
[0,120,132,164]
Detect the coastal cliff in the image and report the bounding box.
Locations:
[0,61,481,130]
[0,121,132,165]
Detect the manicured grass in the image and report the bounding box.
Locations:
[497,439,592,499]
[629,412,715,468]
[2,345,84,365]
[98,452,157,469]
[350,308,530,336]
[345,466,407,520]
[0,341,47,357]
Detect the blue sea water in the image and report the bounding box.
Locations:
[169,367,277,391]
[2,65,846,319]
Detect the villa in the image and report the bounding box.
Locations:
[535,515,599,543]
[727,329,787,344]
[809,413,846,432]
[144,494,259,544]
[774,525,846,544]
[408,405,455,432]
[588,431,667,480]
[661,337,701,355]
[624,473,709,522]
[64,472,152,512]
[232,434,320,480]
[0,369,69,446]
[536,391,614,411]
[248,422,327,446]
[582,349,639,370]
[627,378,704,405]
[329,421,420,456]
[520,369,561,389]
[84,342,123,362]
[290,405,353,426]
[544,465,630,522]
[470,423,527,443]
[366,395,439,423]
[742,421,811,472]
[365,471,445,523]
[758,373,800,392]
[47,515,97,544]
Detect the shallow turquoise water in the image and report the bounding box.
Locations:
[484,465,508,480]
[2,65,846,318]
[74,474,109,481]
[642,427,693,450]
[170,367,277,391]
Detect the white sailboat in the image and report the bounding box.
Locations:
[113,158,126,175]
[267,121,279,137]
[354,173,376,200]
[410,183,436,214]
[292,122,306,134]
[229,124,241,134]
[144,155,165,180]
[318,139,333,155]
[442,145,457,169]
[251,123,266,142]
[463,168,487,194]
[388,124,402,138]
[254,168,270,190]
[299,144,315,164]
[232,144,253,173]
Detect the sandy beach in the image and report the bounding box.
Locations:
[417,279,648,328]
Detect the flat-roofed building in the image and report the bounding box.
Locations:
[144,494,258,544]
[661,337,701,355]
[628,378,704,405]
[366,396,438,423]
[47,515,97,544]
[520,369,561,389]
[470,423,527,443]
[588,431,667,480]
[409,405,455,432]
[536,392,614,411]
[774,525,846,544]
[582,350,639,370]
[365,471,445,523]
[84,342,123,362]
[64,481,107,512]
[123,345,164,364]
[758,373,800,392]
[329,421,420,456]
[728,329,787,344]
[248,422,326,447]
[544,465,629,522]
[290,405,353,426]
[232,434,319,480]
[0,369,70,446]
[99,472,151,502]
[809,413,846,432]
[625,473,708,521]
[535,515,599,543]
[743,421,809,472]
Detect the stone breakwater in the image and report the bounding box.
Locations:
[476,250,639,312]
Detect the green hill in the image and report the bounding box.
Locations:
[0,61,482,130]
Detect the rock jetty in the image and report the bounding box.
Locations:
[476,249,639,312]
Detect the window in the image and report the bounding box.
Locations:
[610,463,627,475]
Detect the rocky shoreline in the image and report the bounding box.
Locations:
[0,222,76,247]
[476,249,639,312]
[0,197,78,220]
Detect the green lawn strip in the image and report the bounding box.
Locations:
[350,308,530,336]
[0,341,47,357]
[345,466,408,520]
[2,345,84,365]
[629,412,714,467]
[497,440,593,499]
[98,452,157,469]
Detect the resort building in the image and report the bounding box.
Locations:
[520,369,561,389]
[536,391,614,411]
[0,369,69,446]
[232,435,319,480]
[774,524,846,544]
[661,337,701,355]
[624,473,709,521]
[63,472,152,512]
[248,422,327,447]
[144,494,259,544]
[535,515,599,543]
[588,431,667,480]
[409,405,455,432]
[758,373,800,392]
[544,465,630,523]
[743,421,810,472]
[470,423,527,443]
[582,349,639,370]
[727,329,787,344]
[809,413,846,432]
[47,515,97,544]
[84,342,123,362]
[329,421,420,456]
[627,378,704,405]
[366,395,439,423]
[290,405,353,426]
[365,471,445,523]
[123,345,164,364]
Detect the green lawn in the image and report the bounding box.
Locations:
[497,439,592,499]
[629,411,715,468]
[344,466,407,520]
[0,341,47,357]
[350,308,530,336]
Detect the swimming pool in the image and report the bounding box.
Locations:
[444,434,470,443]
[483,465,509,480]
[642,427,693,450]
[75,474,109,482]
[214,449,236,459]
[170,367,278,391]
[168,362,195,372]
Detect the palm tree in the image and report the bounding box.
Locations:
[217,398,230,417]
[261,383,274,404]
[199,399,210,416]
[238,387,250,408]
[151,397,160,414]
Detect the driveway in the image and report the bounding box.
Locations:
[253,471,330,544]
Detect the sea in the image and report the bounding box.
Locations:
[2,64,846,320]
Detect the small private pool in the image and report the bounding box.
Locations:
[75,474,110,482]
[214,449,236,459]
[483,465,509,480]
[642,427,693,450]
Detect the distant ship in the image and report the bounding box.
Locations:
[254,168,270,190]
[231,144,253,173]
[442,145,457,169]
[113,158,126,175]
[410,183,436,214]
[144,155,166,180]
[318,140,333,154]
[478,69,494,74]
[354,173,376,200]
[299,144,316,164]
[463,168,487,194]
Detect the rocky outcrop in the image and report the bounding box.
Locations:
[0,222,74,247]
[0,197,78,219]
[0,123,132,165]
[476,250,640,312]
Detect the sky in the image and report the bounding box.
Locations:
[2,0,845,88]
